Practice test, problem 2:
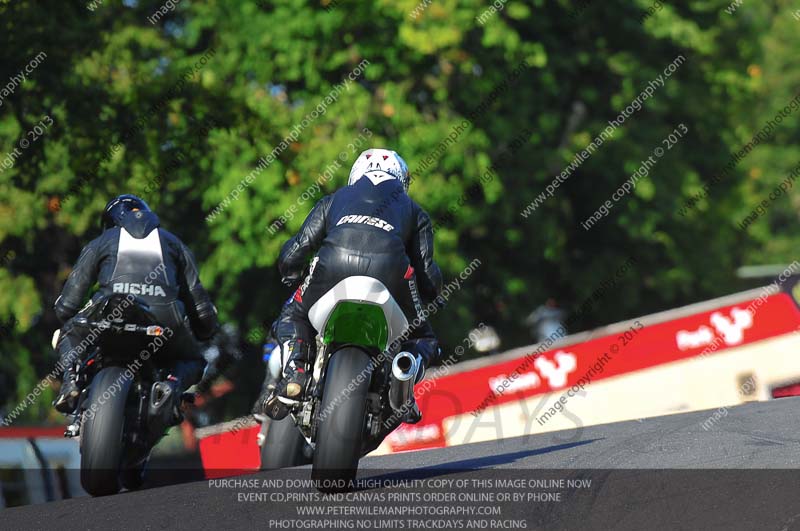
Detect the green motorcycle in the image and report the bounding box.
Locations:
[259,275,422,491]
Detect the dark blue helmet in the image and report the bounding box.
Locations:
[101,194,152,230]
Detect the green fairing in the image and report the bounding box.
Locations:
[322,302,389,350]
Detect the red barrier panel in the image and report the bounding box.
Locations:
[0,427,65,438]
[198,425,261,478]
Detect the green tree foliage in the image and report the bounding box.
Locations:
[0,0,790,422]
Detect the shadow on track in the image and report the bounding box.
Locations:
[357,438,600,489]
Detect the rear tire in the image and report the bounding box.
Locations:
[80,367,132,496]
[260,417,307,470]
[312,347,372,491]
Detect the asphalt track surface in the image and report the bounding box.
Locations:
[8,397,800,530]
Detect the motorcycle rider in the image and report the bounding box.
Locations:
[260,148,443,422]
[52,194,219,418]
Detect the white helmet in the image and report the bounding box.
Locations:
[348,148,410,192]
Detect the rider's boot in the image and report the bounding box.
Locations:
[54,367,80,414]
[159,359,205,426]
[262,339,312,420]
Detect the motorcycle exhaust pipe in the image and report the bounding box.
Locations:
[389,351,420,411]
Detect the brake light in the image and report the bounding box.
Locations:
[146,326,164,336]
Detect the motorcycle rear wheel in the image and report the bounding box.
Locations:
[260,417,308,470]
[311,347,372,492]
[80,367,132,496]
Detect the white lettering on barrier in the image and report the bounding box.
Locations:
[676,307,753,350]
[535,351,577,388]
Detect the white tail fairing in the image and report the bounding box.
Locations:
[308,276,410,345]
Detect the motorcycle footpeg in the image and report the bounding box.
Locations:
[64,411,82,438]
[64,422,80,438]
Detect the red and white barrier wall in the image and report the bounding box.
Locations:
[198,285,800,473]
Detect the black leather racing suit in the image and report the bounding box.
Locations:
[54,210,218,390]
[274,177,443,369]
